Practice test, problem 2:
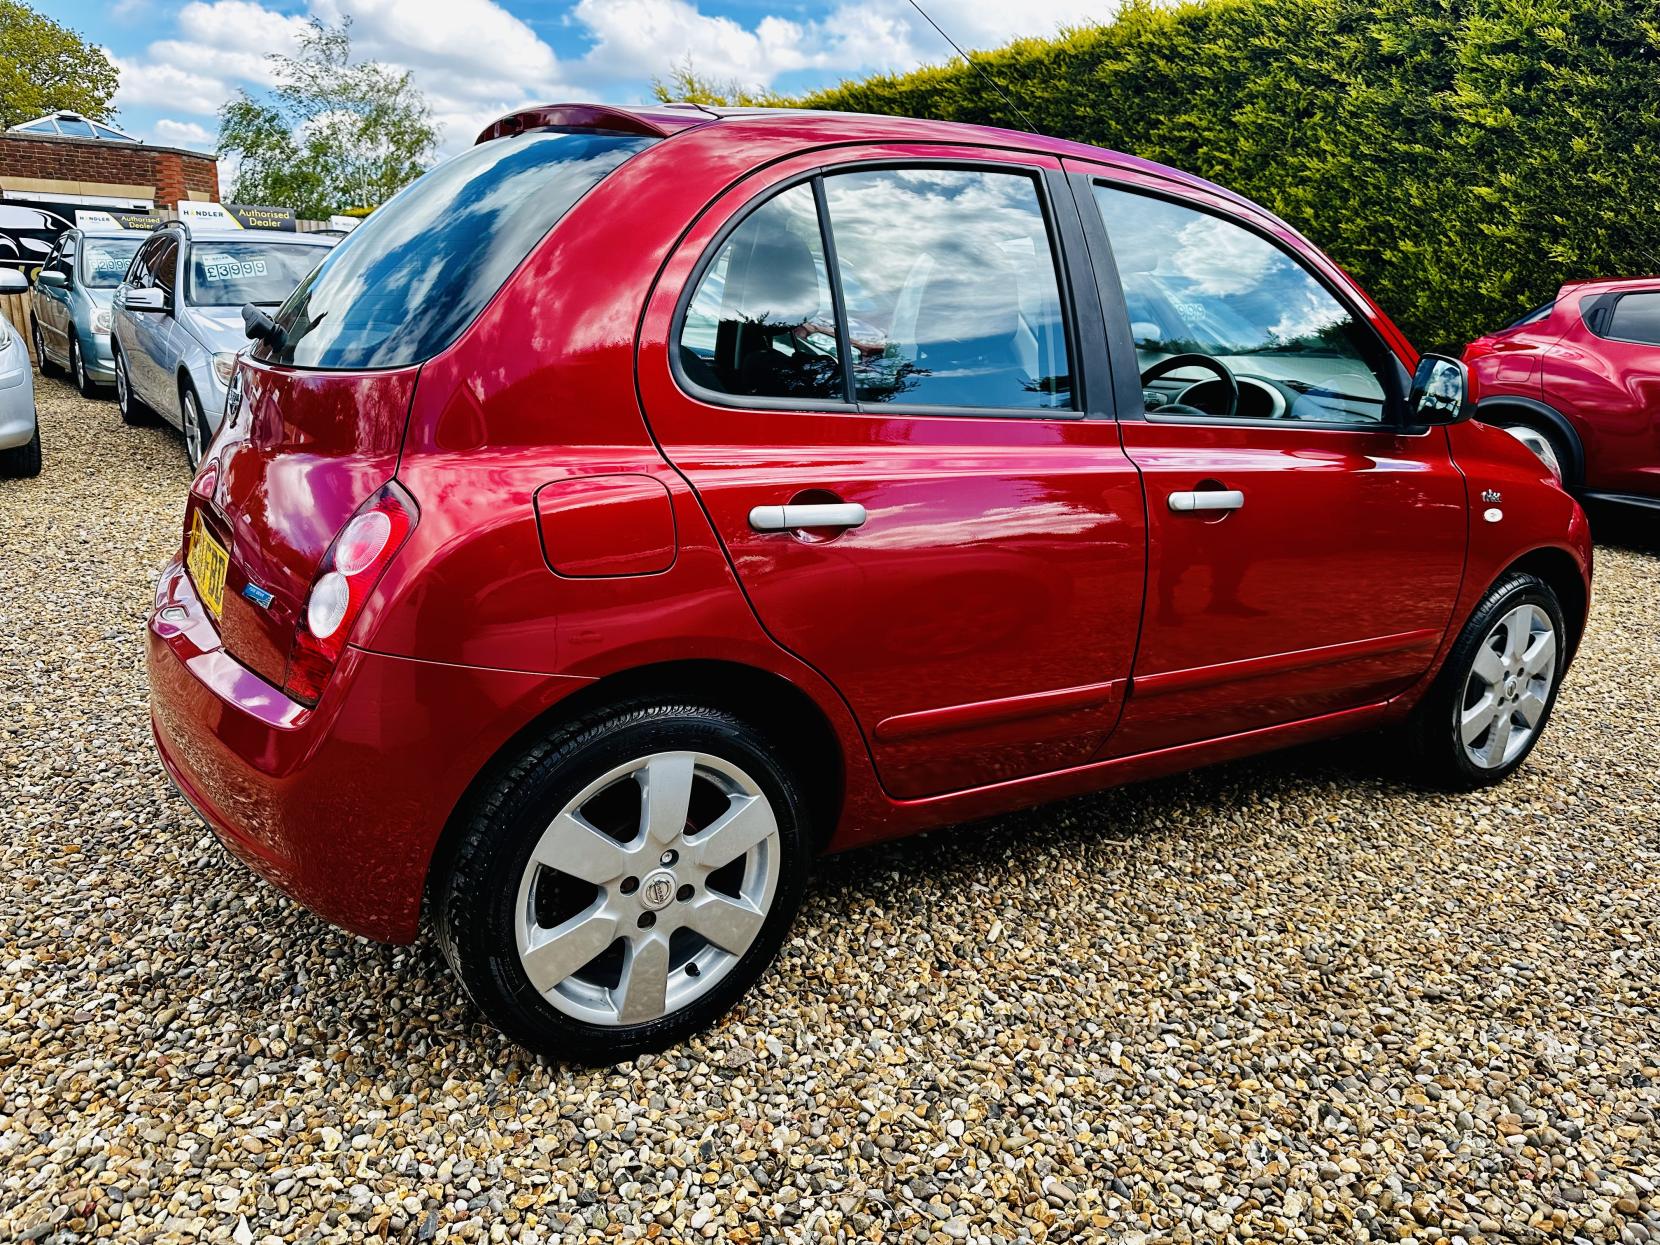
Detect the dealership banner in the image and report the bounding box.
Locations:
[228,203,297,231]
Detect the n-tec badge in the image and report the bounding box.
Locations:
[1482,488,1503,504]
[242,582,274,609]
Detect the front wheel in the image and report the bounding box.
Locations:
[1406,572,1567,788]
[181,384,210,468]
[70,337,97,398]
[0,423,42,478]
[436,702,811,1063]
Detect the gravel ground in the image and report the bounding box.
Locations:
[2,376,1658,1245]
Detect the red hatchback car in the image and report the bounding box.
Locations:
[148,104,1591,1060]
[1466,277,1660,510]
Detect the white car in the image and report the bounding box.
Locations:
[0,269,41,478]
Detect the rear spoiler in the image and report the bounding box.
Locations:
[474,103,712,145]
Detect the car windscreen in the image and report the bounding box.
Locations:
[187,241,328,307]
[261,129,657,370]
[79,236,143,288]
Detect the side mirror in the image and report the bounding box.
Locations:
[242,302,283,347]
[36,269,67,289]
[0,268,27,294]
[122,286,169,313]
[1407,353,1472,426]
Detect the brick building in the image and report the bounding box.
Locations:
[1,111,220,215]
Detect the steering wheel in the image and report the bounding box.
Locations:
[1140,353,1239,419]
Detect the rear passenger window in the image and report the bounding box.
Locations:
[1607,292,1660,345]
[679,184,843,402]
[822,169,1071,409]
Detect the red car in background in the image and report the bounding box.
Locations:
[1466,277,1660,511]
[148,103,1591,1061]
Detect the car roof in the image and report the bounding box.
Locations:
[1557,275,1660,298]
[476,102,1267,221]
[164,225,334,243]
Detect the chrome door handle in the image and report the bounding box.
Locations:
[748,503,867,531]
[1167,489,1244,513]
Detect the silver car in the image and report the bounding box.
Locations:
[31,228,145,395]
[111,223,336,466]
[0,269,41,477]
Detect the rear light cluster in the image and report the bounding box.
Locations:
[284,484,417,705]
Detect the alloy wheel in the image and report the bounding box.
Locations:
[183,390,203,466]
[1459,603,1556,769]
[71,340,86,392]
[514,750,781,1027]
[31,323,48,372]
[115,354,130,413]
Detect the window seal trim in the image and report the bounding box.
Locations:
[1581,289,1660,346]
[666,156,1086,421]
[1078,174,1412,432]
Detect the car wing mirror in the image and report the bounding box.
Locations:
[0,268,27,294]
[242,303,284,348]
[1407,353,1472,427]
[122,287,169,313]
[35,269,66,290]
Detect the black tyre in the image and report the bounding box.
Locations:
[31,321,58,378]
[1406,572,1567,789]
[0,423,43,478]
[436,701,811,1063]
[114,347,150,425]
[70,337,97,398]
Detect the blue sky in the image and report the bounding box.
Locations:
[45,0,1111,158]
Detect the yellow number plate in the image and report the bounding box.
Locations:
[187,512,229,619]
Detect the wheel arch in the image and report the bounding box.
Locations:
[422,657,847,919]
[1474,396,1586,489]
[1501,545,1588,663]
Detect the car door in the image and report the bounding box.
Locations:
[1067,165,1468,755]
[34,237,72,360]
[1544,288,1660,498]
[130,235,179,408]
[638,151,1147,800]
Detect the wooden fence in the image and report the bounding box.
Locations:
[3,289,35,367]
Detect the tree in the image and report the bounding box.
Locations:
[650,56,782,108]
[0,1,119,129]
[796,0,1660,350]
[218,18,438,219]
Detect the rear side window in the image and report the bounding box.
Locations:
[264,130,657,370]
[677,166,1074,413]
[1606,292,1660,345]
[679,184,842,402]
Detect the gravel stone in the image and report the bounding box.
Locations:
[2,378,1658,1242]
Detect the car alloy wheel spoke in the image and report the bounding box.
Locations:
[686,793,778,873]
[615,934,671,1024]
[1484,710,1515,766]
[532,811,633,886]
[520,905,619,994]
[1515,690,1549,729]
[1522,630,1556,678]
[639,752,696,847]
[1461,694,1499,745]
[681,891,765,956]
[1470,644,1505,687]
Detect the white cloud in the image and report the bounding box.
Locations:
[151,118,217,149]
[109,0,1118,157]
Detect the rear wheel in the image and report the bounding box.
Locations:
[436,702,811,1063]
[0,423,42,478]
[1406,572,1566,788]
[31,321,58,378]
[1491,417,1573,488]
[114,348,151,425]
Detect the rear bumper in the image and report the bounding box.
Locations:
[146,558,591,942]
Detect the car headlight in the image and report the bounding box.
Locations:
[92,309,112,333]
[212,351,238,385]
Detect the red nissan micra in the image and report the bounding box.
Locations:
[148,104,1591,1061]
[1465,278,1660,510]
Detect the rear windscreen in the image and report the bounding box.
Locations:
[261,130,658,370]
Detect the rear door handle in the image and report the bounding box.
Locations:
[1168,489,1244,513]
[749,503,867,531]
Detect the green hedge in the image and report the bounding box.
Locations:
[796,0,1660,349]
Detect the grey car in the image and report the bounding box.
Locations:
[111,223,335,466]
[0,269,41,477]
[31,228,145,396]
